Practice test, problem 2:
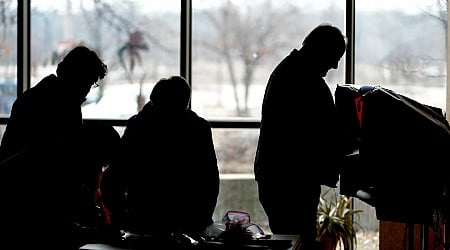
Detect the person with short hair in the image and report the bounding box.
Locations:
[0,45,108,162]
[103,75,219,240]
[254,23,348,250]
[0,45,114,249]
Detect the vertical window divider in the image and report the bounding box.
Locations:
[345,0,355,85]
[345,1,356,250]
[181,0,192,110]
[18,0,31,96]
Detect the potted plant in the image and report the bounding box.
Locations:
[316,188,364,250]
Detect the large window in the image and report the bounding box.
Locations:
[355,0,446,109]
[354,1,447,249]
[0,1,446,249]
[31,0,181,119]
[192,0,345,119]
[0,1,17,118]
[0,1,17,141]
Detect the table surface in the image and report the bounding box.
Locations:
[80,234,300,250]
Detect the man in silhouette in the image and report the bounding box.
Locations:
[102,76,219,241]
[0,45,107,162]
[254,23,347,250]
[0,45,111,249]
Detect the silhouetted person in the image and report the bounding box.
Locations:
[0,45,112,249]
[0,45,107,163]
[254,23,347,250]
[102,76,219,239]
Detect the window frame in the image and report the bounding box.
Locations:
[10,0,265,128]
[10,0,363,128]
[7,2,447,249]
[9,0,450,126]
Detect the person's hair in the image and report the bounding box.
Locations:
[150,75,191,110]
[302,23,347,58]
[56,45,108,84]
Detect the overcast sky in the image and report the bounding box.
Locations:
[31,0,437,15]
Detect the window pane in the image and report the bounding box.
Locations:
[192,0,345,119]
[214,173,270,233]
[31,0,180,119]
[212,128,270,233]
[213,128,258,174]
[0,124,6,141]
[0,1,17,116]
[355,0,446,109]
[354,2,447,249]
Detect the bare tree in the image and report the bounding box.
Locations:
[425,0,448,78]
[0,0,16,69]
[421,0,447,31]
[197,0,298,116]
[374,2,448,85]
[415,0,447,81]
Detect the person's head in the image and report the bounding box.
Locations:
[56,45,108,103]
[149,75,191,111]
[301,23,347,77]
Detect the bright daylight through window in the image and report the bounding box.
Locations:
[0,1,446,249]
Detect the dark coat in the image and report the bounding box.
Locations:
[254,48,343,186]
[0,74,92,248]
[0,74,119,248]
[110,103,220,235]
[0,74,83,162]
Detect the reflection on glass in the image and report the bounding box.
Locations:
[192,0,345,119]
[31,0,180,119]
[0,1,17,116]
